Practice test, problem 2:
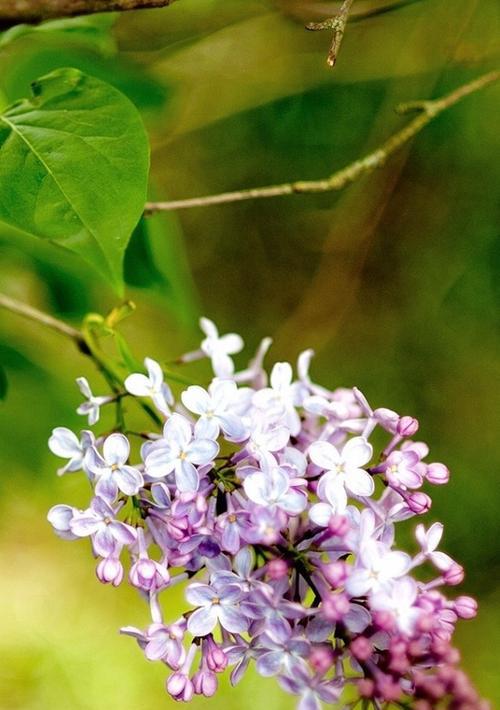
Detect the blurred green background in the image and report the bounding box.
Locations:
[0,0,499,708]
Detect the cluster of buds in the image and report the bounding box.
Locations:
[48,318,487,709]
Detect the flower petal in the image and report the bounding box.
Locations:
[218,605,248,634]
[115,465,143,496]
[342,437,373,468]
[124,373,151,397]
[187,605,218,637]
[103,433,130,466]
[175,459,199,492]
[345,468,375,497]
[309,441,340,470]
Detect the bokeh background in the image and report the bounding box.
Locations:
[0,0,499,708]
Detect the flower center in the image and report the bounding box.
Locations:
[211,597,220,605]
[228,513,237,523]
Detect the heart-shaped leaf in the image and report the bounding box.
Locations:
[0,67,150,293]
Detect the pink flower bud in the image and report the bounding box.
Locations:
[443,563,464,586]
[322,560,347,588]
[267,559,289,580]
[454,596,477,619]
[192,669,217,697]
[322,593,350,621]
[166,673,193,702]
[397,416,419,437]
[350,636,373,661]
[407,492,432,514]
[426,462,450,485]
[309,645,335,674]
[358,678,375,698]
[96,557,123,586]
[328,514,349,536]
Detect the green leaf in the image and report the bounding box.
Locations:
[0,68,150,293]
[0,364,7,400]
[0,15,117,55]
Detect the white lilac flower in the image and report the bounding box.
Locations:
[124,357,173,416]
[48,427,95,475]
[244,419,290,466]
[85,433,143,500]
[70,496,137,556]
[181,378,247,441]
[186,582,248,636]
[145,413,219,492]
[243,463,307,515]
[415,522,454,571]
[252,362,306,436]
[370,577,422,635]
[345,540,411,597]
[233,337,273,388]
[309,436,374,513]
[76,376,113,425]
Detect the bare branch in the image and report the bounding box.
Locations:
[0,291,82,341]
[306,0,355,67]
[145,71,499,214]
[0,0,178,27]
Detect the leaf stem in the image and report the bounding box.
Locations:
[145,70,499,214]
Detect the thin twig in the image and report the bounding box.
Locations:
[306,0,355,67]
[0,291,82,342]
[0,0,178,28]
[145,70,499,214]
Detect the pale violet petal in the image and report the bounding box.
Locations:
[342,436,373,468]
[309,441,341,470]
[103,433,130,466]
[124,373,151,397]
[187,605,218,637]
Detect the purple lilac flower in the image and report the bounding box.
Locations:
[47,318,485,710]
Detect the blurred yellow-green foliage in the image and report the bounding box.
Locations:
[0,1,499,708]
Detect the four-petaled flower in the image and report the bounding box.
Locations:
[252,362,306,436]
[309,437,374,515]
[145,413,219,492]
[76,377,113,425]
[182,378,247,441]
[345,541,411,597]
[243,463,307,515]
[200,317,244,377]
[125,357,173,416]
[86,433,144,500]
[48,427,95,475]
[371,577,421,635]
[186,583,248,637]
[70,496,137,556]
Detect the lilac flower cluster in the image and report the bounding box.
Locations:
[48,319,486,709]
